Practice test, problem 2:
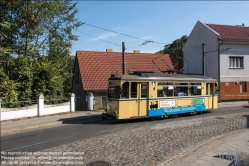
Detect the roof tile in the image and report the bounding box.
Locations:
[76,51,179,90]
[205,24,249,42]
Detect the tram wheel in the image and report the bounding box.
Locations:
[150,117,155,121]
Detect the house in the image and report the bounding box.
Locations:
[183,21,249,101]
[73,49,179,111]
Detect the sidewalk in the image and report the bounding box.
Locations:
[1,111,104,134]
[191,129,249,166]
[218,101,248,108]
[163,129,249,166]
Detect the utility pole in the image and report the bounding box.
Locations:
[202,43,205,75]
[122,42,126,74]
[218,38,223,103]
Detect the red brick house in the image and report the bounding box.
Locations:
[73,49,179,111]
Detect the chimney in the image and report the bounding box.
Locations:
[133,50,140,53]
[106,48,112,52]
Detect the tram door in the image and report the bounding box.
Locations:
[206,83,217,109]
[130,82,148,117]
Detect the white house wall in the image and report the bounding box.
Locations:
[220,43,249,82]
[183,21,219,80]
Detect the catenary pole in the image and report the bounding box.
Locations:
[122,42,126,74]
[202,43,205,75]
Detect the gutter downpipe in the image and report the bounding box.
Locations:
[218,37,223,103]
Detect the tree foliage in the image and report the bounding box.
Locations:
[156,35,188,70]
[0,0,82,104]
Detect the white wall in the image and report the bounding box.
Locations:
[1,102,71,121]
[1,105,37,121]
[220,43,249,82]
[43,102,70,115]
[1,94,75,121]
[183,21,219,80]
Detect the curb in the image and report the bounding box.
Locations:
[1,115,102,134]
[218,104,248,108]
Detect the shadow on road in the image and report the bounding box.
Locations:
[59,111,211,125]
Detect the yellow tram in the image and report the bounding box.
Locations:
[102,71,218,120]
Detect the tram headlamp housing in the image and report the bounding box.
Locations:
[107,105,111,111]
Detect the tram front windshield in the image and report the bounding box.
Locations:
[108,86,121,99]
[108,85,129,99]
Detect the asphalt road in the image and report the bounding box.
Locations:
[1,106,248,153]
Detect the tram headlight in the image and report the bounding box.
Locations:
[107,105,111,111]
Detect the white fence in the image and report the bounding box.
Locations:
[0,94,75,121]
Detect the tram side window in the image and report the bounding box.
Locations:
[121,82,129,98]
[141,83,148,98]
[189,83,201,95]
[131,82,137,98]
[108,86,121,99]
[174,83,188,96]
[157,82,173,97]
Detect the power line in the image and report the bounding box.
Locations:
[83,23,173,46]
[84,23,148,42]
[76,30,121,47]
[125,40,153,50]
[125,44,143,50]
[76,28,156,51]
[81,23,233,52]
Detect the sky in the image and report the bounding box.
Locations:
[71,1,249,55]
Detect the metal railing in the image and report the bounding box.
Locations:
[44,98,69,105]
[1,97,70,108]
[1,100,37,108]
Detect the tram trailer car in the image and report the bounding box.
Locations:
[102,72,218,120]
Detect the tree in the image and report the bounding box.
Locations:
[0,67,19,103]
[156,35,188,70]
[32,56,69,100]
[0,0,82,103]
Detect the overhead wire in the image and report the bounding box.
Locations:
[83,23,175,49]
[83,23,148,42]
[80,23,235,52]
[76,30,121,47]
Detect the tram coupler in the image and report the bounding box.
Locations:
[101,112,117,120]
[102,113,108,120]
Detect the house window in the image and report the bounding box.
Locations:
[240,82,246,93]
[229,57,243,68]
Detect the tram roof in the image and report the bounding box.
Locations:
[109,73,217,82]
